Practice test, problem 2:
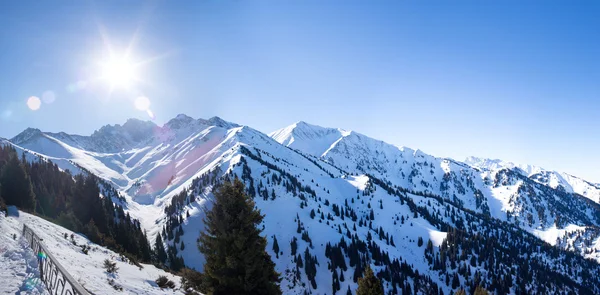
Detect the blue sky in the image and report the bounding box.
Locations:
[0,1,598,181]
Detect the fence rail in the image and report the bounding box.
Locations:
[22,224,90,295]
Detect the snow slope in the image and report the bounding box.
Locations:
[271,121,600,258]
[269,121,348,157]
[465,156,600,203]
[7,120,462,294]
[272,122,600,220]
[0,211,48,295]
[6,115,600,294]
[0,210,185,295]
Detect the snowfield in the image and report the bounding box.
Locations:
[1,210,185,295]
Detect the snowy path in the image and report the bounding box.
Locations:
[16,211,184,295]
[0,212,48,295]
[2,210,186,295]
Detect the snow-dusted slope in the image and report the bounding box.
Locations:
[0,211,48,295]
[0,210,184,295]
[271,121,600,257]
[8,115,240,202]
[269,121,348,156]
[6,115,600,295]
[465,156,600,203]
[272,122,600,213]
[9,120,461,294]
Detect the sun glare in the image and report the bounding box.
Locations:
[99,56,137,89]
[135,96,150,111]
[27,96,41,111]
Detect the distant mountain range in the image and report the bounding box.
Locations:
[3,114,600,294]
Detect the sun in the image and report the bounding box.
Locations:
[99,55,138,89]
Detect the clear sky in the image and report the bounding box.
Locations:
[0,1,598,182]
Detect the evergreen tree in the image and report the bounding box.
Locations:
[84,219,101,244]
[332,268,340,294]
[198,178,281,295]
[451,273,460,289]
[0,145,154,265]
[272,236,280,258]
[155,233,167,264]
[0,154,36,210]
[0,184,6,213]
[290,237,298,256]
[356,265,383,295]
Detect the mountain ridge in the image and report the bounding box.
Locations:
[272,121,600,205]
[4,114,600,295]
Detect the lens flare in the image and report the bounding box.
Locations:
[24,277,41,290]
[27,96,41,111]
[42,91,56,104]
[146,109,155,120]
[134,96,150,111]
[66,80,88,93]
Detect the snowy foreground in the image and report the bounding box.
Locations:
[0,211,48,295]
[1,210,185,295]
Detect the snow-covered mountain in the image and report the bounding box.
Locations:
[271,122,600,222]
[5,115,600,295]
[464,156,600,204]
[272,121,600,259]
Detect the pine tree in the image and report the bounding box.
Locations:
[198,178,281,295]
[290,237,298,256]
[84,219,101,244]
[0,184,6,213]
[452,274,461,289]
[356,265,383,295]
[103,259,118,273]
[0,155,36,210]
[332,268,340,294]
[272,236,280,258]
[155,233,167,264]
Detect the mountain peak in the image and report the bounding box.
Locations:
[464,156,545,176]
[10,127,43,144]
[175,113,194,121]
[122,118,156,130]
[164,114,196,130]
[270,121,346,156]
[294,120,311,127]
[206,116,239,129]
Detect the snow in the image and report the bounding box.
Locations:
[465,156,600,204]
[346,175,369,190]
[427,229,448,247]
[6,115,600,294]
[269,121,346,157]
[0,210,48,295]
[1,210,185,295]
[532,224,586,246]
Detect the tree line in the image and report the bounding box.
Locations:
[0,145,152,263]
